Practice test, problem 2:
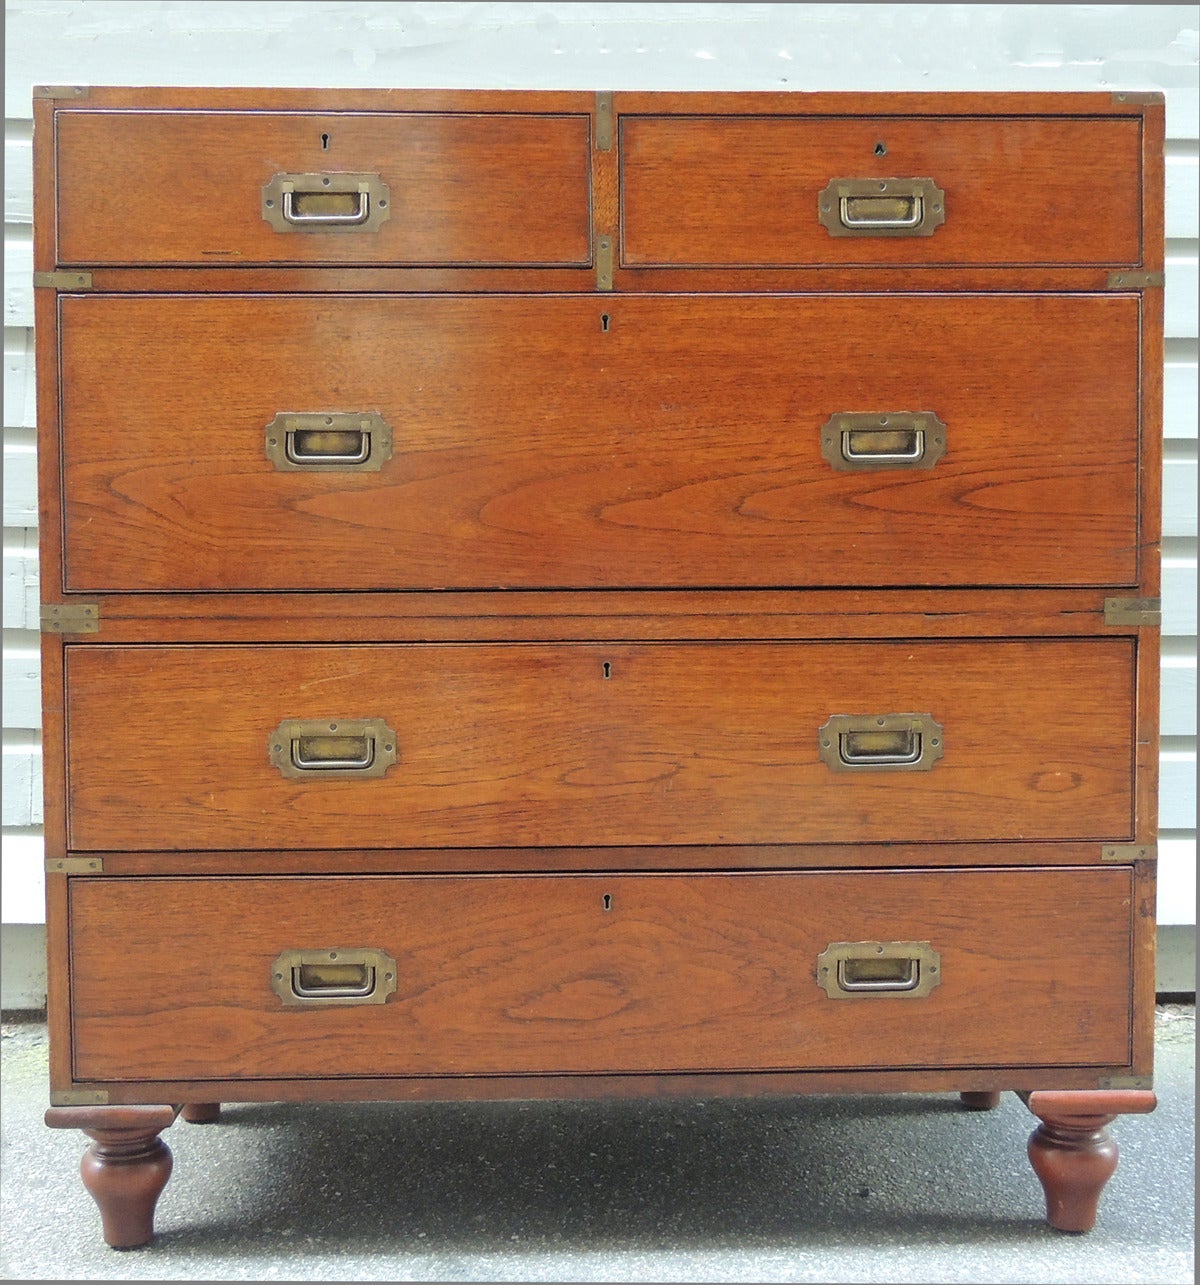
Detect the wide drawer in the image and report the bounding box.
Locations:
[68,869,1133,1081]
[621,115,1143,267]
[63,640,1135,851]
[58,293,1140,592]
[53,110,592,266]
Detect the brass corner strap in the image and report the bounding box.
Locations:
[596,91,614,151]
[1111,91,1165,106]
[33,271,93,290]
[1100,844,1156,863]
[45,857,104,875]
[41,603,100,634]
[1106,271,1164,290]
[1104,597,1161,627]
[49,1088,110,1106]
[596,235,614,291]
[33,85,89,100]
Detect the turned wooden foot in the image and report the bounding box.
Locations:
[959,1091,1002,1110]
[180,1102,221,1124]
[1025,1090,1156,1232]
[46,1105,177,1248]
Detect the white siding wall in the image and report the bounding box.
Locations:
[3,3,1197,999]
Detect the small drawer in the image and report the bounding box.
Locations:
[63,639,1135,852]
[67,868,1134,1082]
[620,115,1143,268]
[53,110,592,266]
[58,292,1140,592]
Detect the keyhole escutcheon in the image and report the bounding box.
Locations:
[602,893,613,911]
[602,661,613,679]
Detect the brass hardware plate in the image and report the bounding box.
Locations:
[817,941,942,999]
[1099,1074,1154,1089]
[596,235,614,290]
[818,178,945,237]
[596,91,614,151]
[820,411,947,471]
[1104,597,1161,626]
[1106,271,1165,289]
[33,271,93,290]
[50,1088,110,1106]
[33,85,89,99]
[41,603,99,634]
[1111,91,1164,106]
[45,857,104,875]
[265,412,392,472]
[262,173,391,233]
[819,713,944,772]
[269,718,398,781]
[1101,843,1157,863]
[270,948,398,1006]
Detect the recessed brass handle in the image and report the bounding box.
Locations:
[817,941,942,999]
[270,948,397,1006]
[818,178,946,238]
[265,413,392,472]
[261,173,391,233]
[820,412,946,471]
[269,718,398,781]
[818,714,944,772]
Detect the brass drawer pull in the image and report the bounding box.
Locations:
[261,172,391,233]
[269,718,398,780]
[817,941,942,999]
[821,412,946,471]
[819,714,944,772]
[270,948,397,1006]
[265,413,392,472]
[818,178,946,237]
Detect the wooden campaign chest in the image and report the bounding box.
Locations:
[33,87,1162,1246]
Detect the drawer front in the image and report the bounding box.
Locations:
[54,111,592,266]
[59,293,1140,592]
[621,116,1142,267]
[68,869,1134,1081]
[64,640,1135,851]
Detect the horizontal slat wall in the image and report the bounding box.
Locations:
[2,5,1196,1007]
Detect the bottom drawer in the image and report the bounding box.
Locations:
[68,869,1133,1082]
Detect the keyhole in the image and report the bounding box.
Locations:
[602,661,612,679]
[874,140,886,156]
[600,313,611,332]
[602,894,613,911]
[321,133,331,150]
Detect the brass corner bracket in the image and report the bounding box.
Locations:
[1100,843,1156,863]
[45,857,104,875]
[33,85,89,100]
[41,603,100,634]
[1103,597,1161,627]
[1106,271,1164,290]
[596,91,614,151]
[33,271,93,290]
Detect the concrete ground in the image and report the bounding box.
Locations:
[1,1006,1193,1283]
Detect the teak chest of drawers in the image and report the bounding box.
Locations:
[34,87,1162,1246]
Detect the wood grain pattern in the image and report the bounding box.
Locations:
[63,639,1135,851]
[58,293,1140,592]
[67,869,1133,1081]
[621,116,1142,268]
[54,110,592,267]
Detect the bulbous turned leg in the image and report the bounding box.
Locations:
[959,1091,1002,1110]
[1025,1090,1156,1232]
[46,1105,177,1248]
[180,1102,221,1124]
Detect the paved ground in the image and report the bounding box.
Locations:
[1,1005,1193,1282]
